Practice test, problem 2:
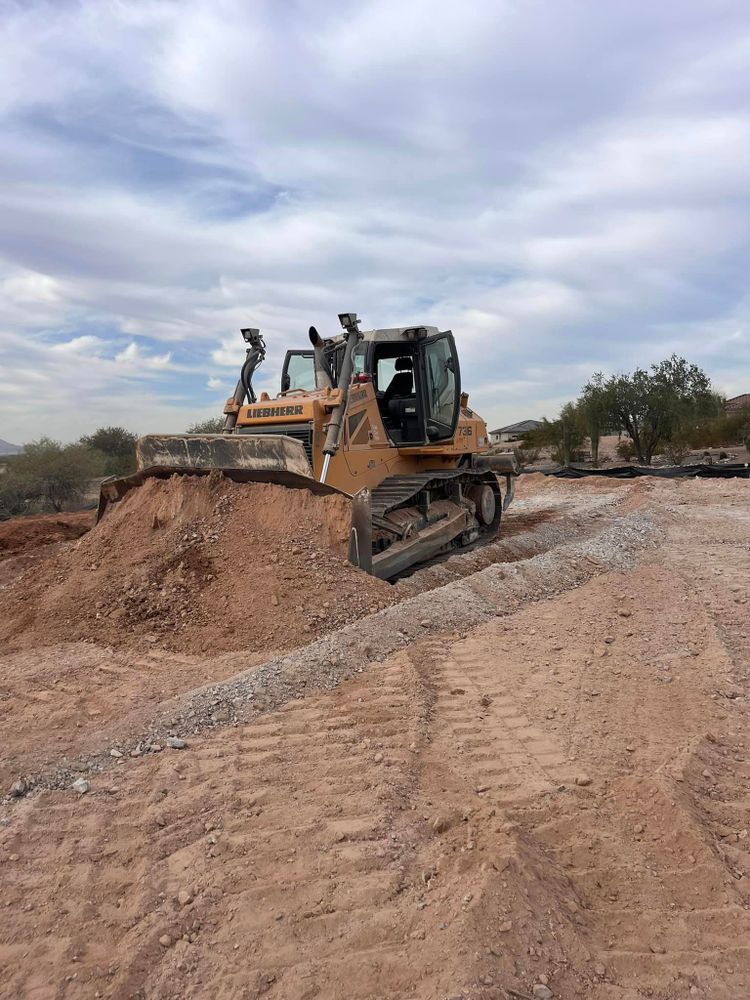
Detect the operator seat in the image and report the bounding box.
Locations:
[382,357,419,443]
[382,357,414,406]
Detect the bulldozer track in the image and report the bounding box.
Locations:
[372,469,477,516]
[1,657,447,999]
[410,638,577,808]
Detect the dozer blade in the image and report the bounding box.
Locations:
[136,433,314,477]
[97,433,331,521]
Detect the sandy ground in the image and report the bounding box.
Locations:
[0,510,94,589]
[1,474,749,1000]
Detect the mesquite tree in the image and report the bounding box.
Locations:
[589,355,718,465]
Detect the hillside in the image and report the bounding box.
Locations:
[0,439,22,456]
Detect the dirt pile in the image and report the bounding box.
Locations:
[0,474,392,655]
[0,510,93,558]
[0,510,95,590]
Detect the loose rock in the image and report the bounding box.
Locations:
[532,985,553,999]
[9,778,27,799]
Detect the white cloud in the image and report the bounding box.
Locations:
[50,335,107,355]
[114,342,172,368]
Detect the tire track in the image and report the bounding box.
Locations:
[0,657,444,999]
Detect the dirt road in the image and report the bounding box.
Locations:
[1,475,748,999]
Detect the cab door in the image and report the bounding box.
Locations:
[419,332,461,440]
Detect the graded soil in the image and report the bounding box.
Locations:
[1,474,749,1000]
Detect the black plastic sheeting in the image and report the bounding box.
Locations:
[546,463,750,480]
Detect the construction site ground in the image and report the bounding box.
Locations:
[1,473,749,1000]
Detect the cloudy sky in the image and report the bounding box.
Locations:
[1,0,749,444]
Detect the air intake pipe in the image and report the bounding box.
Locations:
[223,328,266,432]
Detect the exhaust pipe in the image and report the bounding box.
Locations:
[309,326,334,390]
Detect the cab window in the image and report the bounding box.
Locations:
[283,352,316,391]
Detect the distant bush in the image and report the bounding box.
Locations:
[80,426,137,477]
[683,408,750,449]
[513,446,541,469]
[663,438,691,466]
[615,438,637,462]
[0,438,104,517]
[187,417,225,434]
[0,474,30,520]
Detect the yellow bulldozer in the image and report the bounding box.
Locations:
[99,313,517,579]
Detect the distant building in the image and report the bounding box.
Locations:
[489,419,541,444]
[725,394,750,413]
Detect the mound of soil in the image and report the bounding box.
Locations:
[0,510,93,559]
[0,474,392,655]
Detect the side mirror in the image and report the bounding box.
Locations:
[281,374,291,392]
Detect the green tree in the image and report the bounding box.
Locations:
[187,417,225,434]
[80,426,137,476]
[0,468,31,519]
[524,406,585,466]
[5,438,104,513]
[600,355,718,465]
[558,401,585,466]
[578,374,609,466]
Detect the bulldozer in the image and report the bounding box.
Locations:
[99,313,517,579]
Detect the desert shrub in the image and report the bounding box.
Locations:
[187,417,225,434]
[551,445,585,465]
[0,475,29,519]
[684,408,750,449]
[663,439,691,465]
[80,426,137,477]
[3,438,104,514]
[524,406,585,466]
[616,438,637,461]
[513,446,541,469]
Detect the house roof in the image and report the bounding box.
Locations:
[726,393,750,412]
[490,419,541,435]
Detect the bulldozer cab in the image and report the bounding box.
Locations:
[281,329,460,447]
[368,331,460,446]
